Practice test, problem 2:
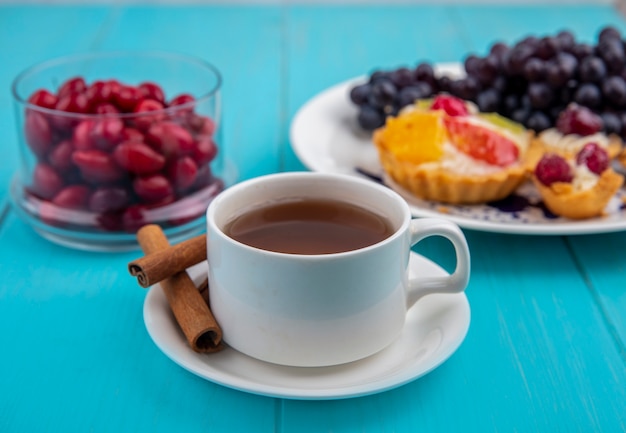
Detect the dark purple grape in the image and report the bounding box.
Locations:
[389,67,414,88]
[579,56,607,82]
[549,105,566,122]
[523,58,546,82]
[397,83,432,108]
[527,82,553,109]
[450,76,480,100]
[619,112,626,137]
[571,43,594,61]
[517,35,540,52]
[597,39,625,72]
[598,26,621,44]
[536,36,560,60]
[502,93,520,115]
[369,70,391,84]
[526,111,552,132]
[556,30,576,52]
[492,75,508,93]
[368,80,397,108]
[414,63,436,86]
[546,61,568,87]
[349,84,371,106]
[511,107,531,125]
[477,55,500,85]
[464,54,481,76]
[601,112,622,135]
[489,42,510,64]
[602,75,626,107]
[437,76,453,93]
[505,44,535,76]
[476,88,501,112]
[357,105,385,130]
[574,83,602,108]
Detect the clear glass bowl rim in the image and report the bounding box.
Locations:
[11,51,222,120]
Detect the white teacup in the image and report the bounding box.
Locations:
[206,172,470,367]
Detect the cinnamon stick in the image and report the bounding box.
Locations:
[129,234,207,287]
[135,225,222,353]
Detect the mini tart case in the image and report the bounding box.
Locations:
[372,102,542,205]
[531,168,624,220]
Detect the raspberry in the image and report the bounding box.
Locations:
[431,95,469,116]
[535,153,573,186]
[556,103,603,136]
[576,142,609,174]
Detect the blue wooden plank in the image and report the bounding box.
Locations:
[566,232,626,355]
[0,213,275,433]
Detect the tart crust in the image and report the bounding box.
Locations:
[374,129,542,204]
[532,169,624,219]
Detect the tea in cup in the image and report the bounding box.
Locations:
[206,172,470,367]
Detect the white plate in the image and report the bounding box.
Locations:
[289,64,626,235]
[143,252,471,400]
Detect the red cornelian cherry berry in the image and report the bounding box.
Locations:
[556,103,603,136]
[72,149,125,183]
[146,121,195,157]
[94,103,120,116]
[132,99,166,130]
[57,77,87,99]
[431,94,469,116]
[169,93,195,108]
[25,110,53,157]
[112,84,143,112]
[88,187,131,213]
[32,163,64,199]
[85,80,113,108]
[48,140,74,170]
[193,135,218,164]
[120,127,144,142]
[168,93,196,117]
[133,174,173,202]
[576,142,609,174]
[53,92,90,131]
[52,185,91,209]
[90,117,124,151]
[535,153,573,186]
[167,156,198,190]
[28,89,58,109]
[113,140,166,174]
[138,82,166,104]
[72,119,96,150]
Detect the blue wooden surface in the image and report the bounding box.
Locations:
[1,4,626,433]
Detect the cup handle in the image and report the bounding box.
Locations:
[406,218,471,309]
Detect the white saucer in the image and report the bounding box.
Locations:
[143,252,471,400]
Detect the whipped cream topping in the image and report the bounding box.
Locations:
[571,163,599,191]
[539,129,610,154]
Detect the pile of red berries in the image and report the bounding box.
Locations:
[23,76,220,232]
[350,25,626,139]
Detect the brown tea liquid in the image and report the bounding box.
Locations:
[224,198,394,254]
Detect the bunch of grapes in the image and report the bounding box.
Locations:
[350,25,626,138]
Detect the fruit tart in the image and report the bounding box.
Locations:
[532,142,624,219]
[534,103,623,159]
[372,95,541,204]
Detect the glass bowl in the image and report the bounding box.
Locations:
[10,52,237,251]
